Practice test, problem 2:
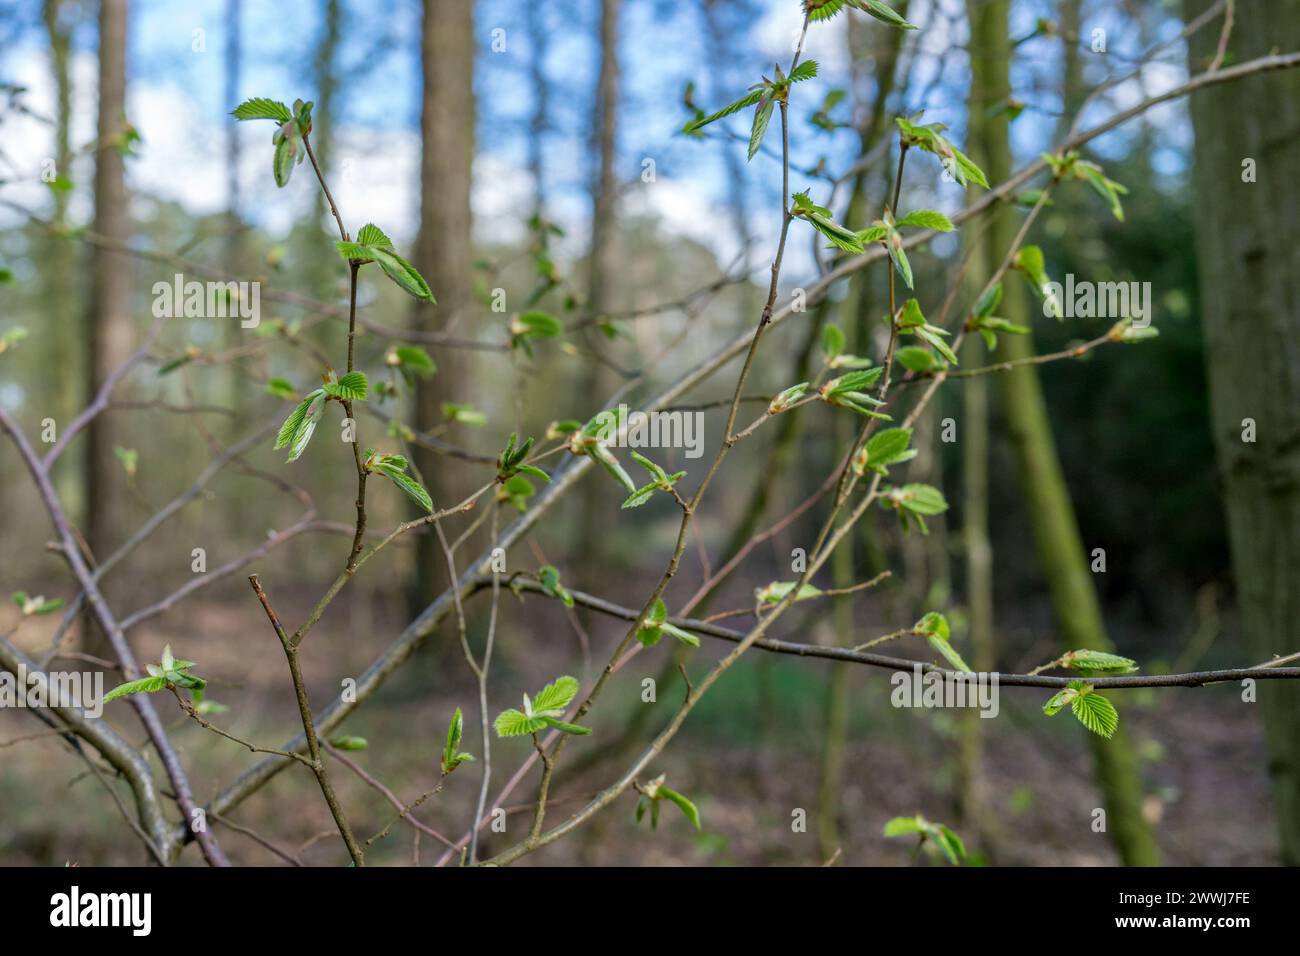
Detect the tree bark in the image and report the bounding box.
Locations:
[84,0,132,593]
[42,0,80,509]
[1185,0,1300,865]
[574,0,622,589]
[413,0,475,605]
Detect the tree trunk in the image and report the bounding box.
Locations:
[971,0,1162,866]
[306,0,342,298]
[1185,0,1300,865]
[42,0,80,509]
[412,0,475,606]
[574,0,622,590]
[955,0,999,857]
[84,0,132,594]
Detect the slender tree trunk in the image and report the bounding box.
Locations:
[306,0,342,298]
[224,0,242,262]
[971,0,1161,866]
[1185,0,1300,865]
[84,0,132,598]
[219,0,243,421]
[43,0,79,509]
[412,0,475,606]
[574,0,622,589]
[526,0,549,222]
[955,0,1002,858]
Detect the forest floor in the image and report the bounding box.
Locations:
[0,589,1280,867]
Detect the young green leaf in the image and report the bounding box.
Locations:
[101,675,170,704]
[769,382,811,414]
[658,785,702,829]
[684,89,764,132]
[660,621,701,648]
[895,346,941,373]
[792,191,865,253]
[755,581,824,605]
[855,0,917,29]
[324,370,368,402]
[495,676,589,737]
[588,442,637,495]
[373,460,433,513]
[1060,649,1138,674]
[231,97,292,122]
[748,91,775,162]
[537,565,575,608]
[894,209,954,232]
[441,707,475,774]
[275,390,326,463]
[371,247,434,301]
[1070,687,1120,738]
[1013,246,1062,318]
[821,323,846,362]
[805,0,848,21]
[856,426,917,476]
[531,675,580,714]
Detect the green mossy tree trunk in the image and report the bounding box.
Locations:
[969,0,1161,866]
[1185,0,1300,865]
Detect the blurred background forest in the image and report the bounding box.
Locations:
[1,0,1298,867]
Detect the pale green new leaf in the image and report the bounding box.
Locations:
[356,222,393,247]
[531,675,580,715]
[273,133,300,188]
[630,450,668,483]
[856,0,917,29]
[372,247,435,301]
[659,785,702,829]
[1042,683,1081,716]
[894,209,953,231]
[788,60,819,83]
[231,97,292,122]
[588,442,637,494]
[756,581,824,605]
[442,707,465,774]
[805,0,848,22]
[324,370,368,401]
[1071,689,1120,738]
[374,463,433,513]
[660,621,701,648]
[102,675,169,704]
[494,708,547,737]
[895,346,940,372]
[622,483,658,509]
[863,426,916,474]
[915,325,959,365]
[541,717,592,735]
[899,483,948,515]
[1062,649,1138,674]
[748,93,775,162]
[928,635,972,672]
[882,815,924,837]
[686,89,764,131]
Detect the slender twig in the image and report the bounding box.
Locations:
[248,574,365,866]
